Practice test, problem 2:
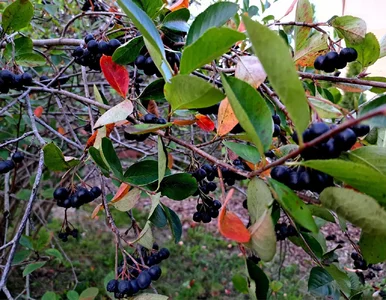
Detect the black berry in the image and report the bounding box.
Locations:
[11,152,24,163]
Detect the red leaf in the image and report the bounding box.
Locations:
[111,183,131,203]
[195,114,215,132]
[218,189,251,243]
[100,55,129,98]
[34,106,43,118]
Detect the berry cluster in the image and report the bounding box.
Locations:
[58,227,79,242]
[272,114,281,137]
[72,34,121,70]
[193,199,222,223]
[271,165,334,193]
[107,246,169,298]
[294,122,370,160]
[134,52,180,76]
[351,252,368,270]
[53,186,102,209]
[142,113,167,125]
[275,223,297,241]
[0,152,25,175]
[0,70,33,94]
[314,48,358,73]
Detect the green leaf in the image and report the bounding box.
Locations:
[362,77,386,94]
[307,205,335,223]
[79,287,99,300]
[242,16,310,140]
[359,232,386,264]
[94,100,133,129]
[246,258,269,300]
[223,141,260,164]
[186,2,239,46]
[164,75,224,111]
[359,94,386,127]
[159,173,197,200]
[149,204,168,228]
[180,28,245,74]
[330,16,366,44]
[4,37,33,59]
[101,138,123,179]
[290,233,324,259]
[347,146,386,175]
[221,75,273,154]
[162,9,190,32]
[162,204,182,243]
[301,160,386,206]
[319,187,386,235]
[45,248,63,261]
[113,188,141,212]
[112,36,144,65]
[325,264,351,297]
[308,97,342,119]
[33,228,51,252]
[89,147,110,177]
[23,261,47,277]
[117,0,172,81]
[66,290,79,300]
[246,209,276,262]
[379,34,386,59]
[268,179,318,233]
[270,281,283,293]
[12,250,31,265]
[294,0,313,51]
[43,143,80,171]
[15,53,46,67]
[16,189,31,201]
[19,235,33,250]
[347,33,380,68]
[247,177,274,223]
[42,292,59,300]
[124,123,172,135]
[137,0,163,18]
[124,160,159,186]
[139,78,165,101]
[103,272,115,299]
[294,33,329,67]
[308,267,340,299]
[134,222,154,249]
[2,0,34,33]
[157,137,167,190]
[232,274,249,294]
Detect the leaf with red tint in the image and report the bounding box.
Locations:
[173,119,196,126]
[111,183,130,203]
[169,0,189,11]
[167,153,174,170]
[86,130,98,149]
[147,100,159,117]
[218,189,251,243]
[217,97,238,136]
[195,114,215,132]
[100,55,129,98]
[34,106,43,118]
[91,203,104,219]
[58,127,65,135]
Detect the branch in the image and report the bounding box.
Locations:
[0,131,34,148]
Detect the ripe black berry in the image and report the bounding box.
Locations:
[108,39,121,51]
[193,212,202,222]
[334,128,357,151]
[273,124,281,137]
[0,70,15,84]
[118,280,131,294]
[143,113,158,123]
[158,248,170,260]
[157,118,167,124]
[210,208,219,218]
[201,213,211,223]
[351,124,370,137]
[323,52,339,73]
[207,182,217,192]
[314,55,325,70]
[90,186,102,199]
[21,73,33,86]
[137,271,152,289]
[148,265,162,280]
[130,279,140,294]
[53,187,70,200]
[135,55,147,70]
[98,41,111,55]
[72,46,84,57]
[213,200,221,210]
[11,152,24,163]
[70,194,82,208]
[193,168,207,181]
[84,34,94,44]
[77,187,93,203]
[144,57,157,75]
[272,114,281,125]
[87,40,99,53]
[242,199,248,209]
[307,122,330,141]
[340,48,358,62]
[270,166,290,184]
[107,279,118,292]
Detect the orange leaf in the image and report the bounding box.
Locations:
[34,106,43,118]
[167,153,174,170]
[111,183,130,203]
[100,55,129,98]
[147,100,159,117]
[245,159,271,177]
[58,127,65,135]
[173,119,196,126]
[217,97,238,136]
[169,0,189,11]
[86,130,98,149]
[106,123,115,136]
[91,203,104,219]
[195,114,215,132]
[218,189,251,243]
[351,141,362,150]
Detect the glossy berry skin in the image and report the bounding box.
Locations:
[77,187,92,203]
[210,208,219,218]
[207,182,217,192]
[84,34,94,44]
[213,200,222,210]
[143,113,158,123]
[135,55,147,70]
[340,48,358,62]
[70,195,82,208]
[90,186,102,199]
[351,124,370,137]
[148,265,162,280]
[158,248,170,260]
[118,280,131,294]
[323,52,339,73]
[270,166,291,184]
[108,39,121,50]
[87,40,99,53]
[272,114,281,125]
[354,259,368,270]
[98,41,111,55]
[144,57,157,75]
[193,168,207,181]
[137,271,152,289]
[298,171,311,189]
[106,279,118,292]
[313,55,325,70]
[130,279,140,294]
[157,118,167,124]
[0,70,15,83]
[288,171,299,190]
[53,187,70,200]
[72,46,84,57]
[201,213,211,223]
[334,128,357,151]
[12,152,24,163]
[193,212,202,222]
[335,56,347,69]
[307,122,330,140]
[21,73,33,86]
[273,124,281,137]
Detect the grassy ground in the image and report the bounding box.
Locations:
[7,207,310,299]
